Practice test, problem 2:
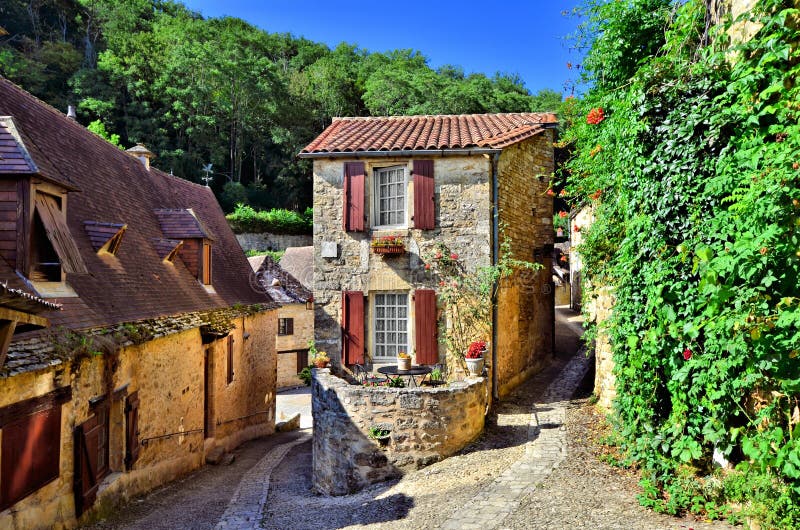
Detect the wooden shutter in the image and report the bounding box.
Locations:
[415,289,438,364]
[343,162,365,232]
[34,193,88,274]
[74,415,101,516]
[286,318,294,335]
[124,392,140,470]
[227,335,234,384]
[413,160,435,230]
[202,242,212,285]
[1,406,62,511]
[341,291,365,365]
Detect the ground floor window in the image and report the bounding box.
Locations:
[373,292,408,359]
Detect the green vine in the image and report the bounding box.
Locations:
[564,0,800,526]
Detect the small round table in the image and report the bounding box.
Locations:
[376,365,433,387]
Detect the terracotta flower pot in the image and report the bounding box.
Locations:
[373,245,405,255]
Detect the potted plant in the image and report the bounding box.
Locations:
[314,351,330,368]
[423,366,445,386]
[465,340,487,376]
[396,351,411,371]
[371,235,406,255]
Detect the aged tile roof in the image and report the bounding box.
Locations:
[299,113,558,155]
[154,208,215,240]
[83,221,127,252]
[279,246,313,290]
[255,255,311,304]
[0,116,37,173]
[0,77,276,353]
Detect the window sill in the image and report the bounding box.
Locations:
[202,284,217,294]
[30,281,78,298]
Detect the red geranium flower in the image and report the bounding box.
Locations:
[683,348,692,361]
[546,189,555,197]
[424,263,431,270]
[586,107,605,125]
[450,253,459,260]
[435,252,442,259]
[558,211,568,218]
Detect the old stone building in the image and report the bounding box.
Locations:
[253,254,314,389]
[0,77,278,529]
[301,113,557,398]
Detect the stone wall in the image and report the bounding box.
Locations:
[236,233,312,252]
[495,133,555,397]
[0,309,277,530]
[312,368,487,495]
[569,204,595,312]
[312,155,492,367]
[593,287,617,411]
[276,303,314,389]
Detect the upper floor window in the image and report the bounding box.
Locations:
[278,318,294,336]
[374,166,406,228]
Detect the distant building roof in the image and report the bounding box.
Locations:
[255,255,311,304]
[0,76,276,340]
[299,113,558,156]
[279,246,313,290]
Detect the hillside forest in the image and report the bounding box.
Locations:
[0,0,563,212]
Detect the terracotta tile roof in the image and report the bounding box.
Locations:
[0,76,276,341]
[255,255,311,304]
[300,113,558,155]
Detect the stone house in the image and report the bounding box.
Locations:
[301,113,557,398]
[0,77,278,529]
[253,255,314,389]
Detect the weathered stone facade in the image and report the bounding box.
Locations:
[0,310,277,530]
[593,287,617,411]
[236,233,313,253]
[311,368,487,495]
[276,302,314,389]
[312,132,555,395]
[312,154,492,367]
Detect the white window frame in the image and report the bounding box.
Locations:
[371,291,409,360]
[372,165,407,228]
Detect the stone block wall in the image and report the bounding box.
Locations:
[312,368,487,496]
[495,133,555,397]
[593,287,617,410]
[0,309,278,530]
[236,233,312,252]
[312,155,492,367]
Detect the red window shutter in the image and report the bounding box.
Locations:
[413,160,435,230]
[341,291,365,365]
[1,406,62,511]
[125,392,140,469]
[343,162,365,232]
[415,289,438,364]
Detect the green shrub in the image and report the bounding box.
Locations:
[226,204,312,234]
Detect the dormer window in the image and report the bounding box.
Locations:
[154,209,214,286]
[30,191,86,282]
[84,221,126,256]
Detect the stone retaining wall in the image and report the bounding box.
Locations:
[236,232,312,252]
[311,368,488,496]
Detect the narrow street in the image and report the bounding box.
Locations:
[83,307,737,530]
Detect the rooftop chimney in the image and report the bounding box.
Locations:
[125,143,155,170]
[66,105,77,120]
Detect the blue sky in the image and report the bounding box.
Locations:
[181,1,585,96]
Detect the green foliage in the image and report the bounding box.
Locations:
[387,376,405,388]
[1,0,561,211]
[244,249,285,262]
[298,366,312,386]
[565,0,800,525]
[87,119,122,148]
[220,182,249,213]
[225,204,312,234]
[367,426,391,439]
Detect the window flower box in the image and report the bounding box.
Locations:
[371,235,406,255]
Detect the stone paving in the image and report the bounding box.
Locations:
[440,350,591,530]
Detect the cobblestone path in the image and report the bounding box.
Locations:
[215,433,310,529]
[440,351,591,530]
